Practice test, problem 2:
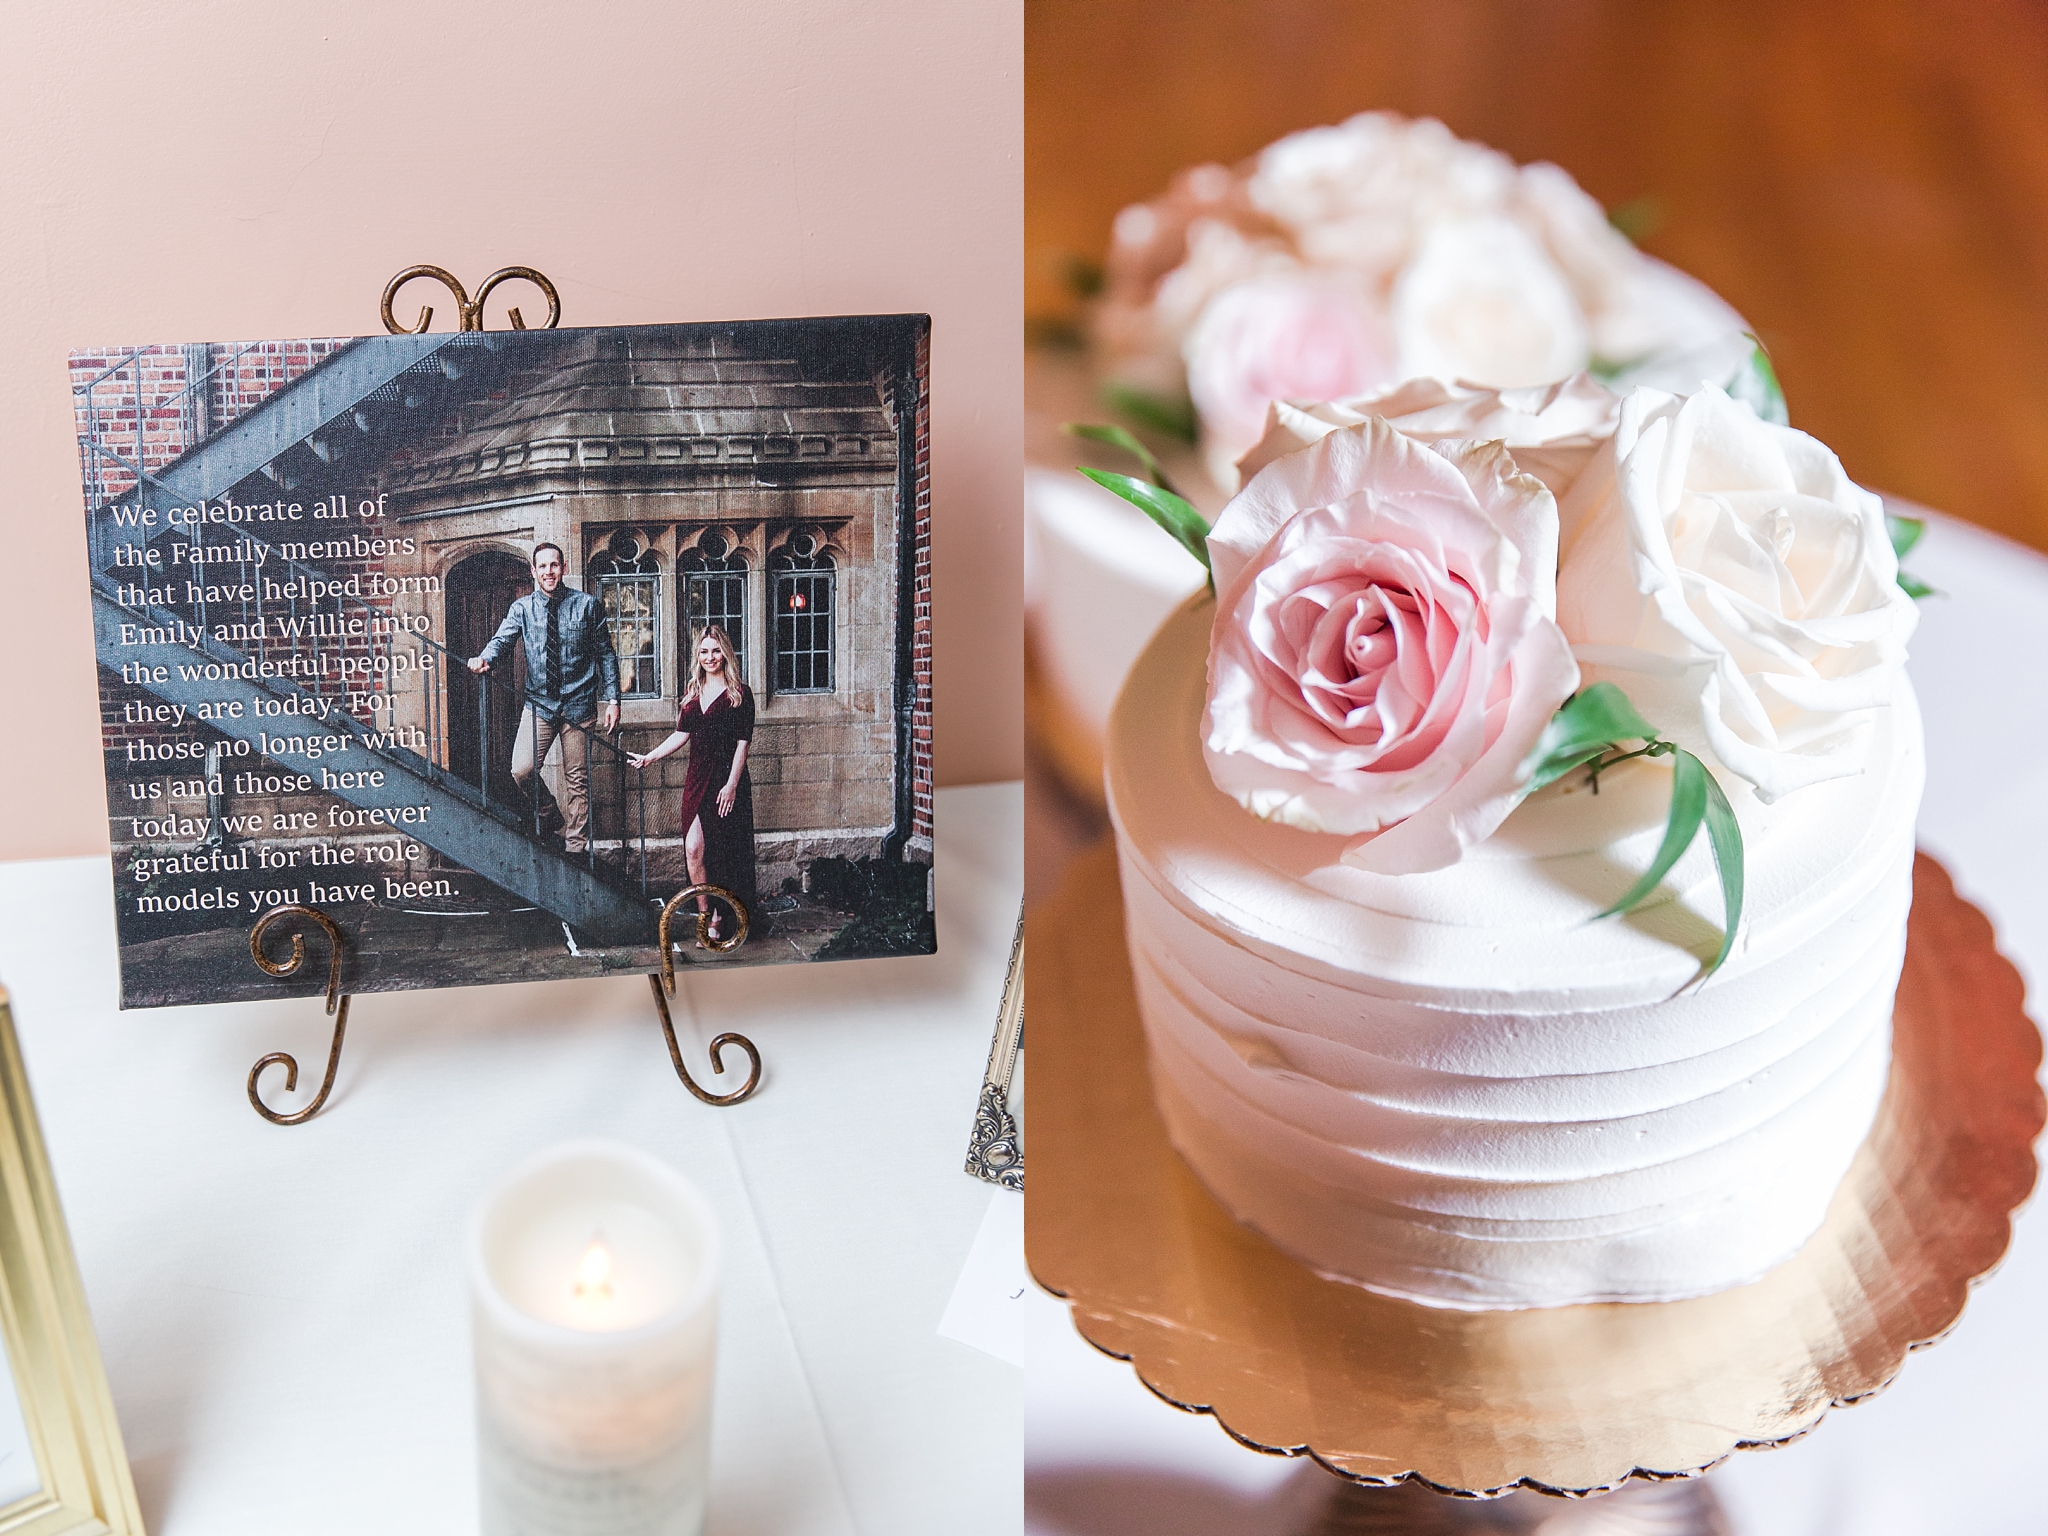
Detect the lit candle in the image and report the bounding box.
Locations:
[469,1140,721,1536]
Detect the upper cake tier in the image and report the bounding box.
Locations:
[1109,596,1924,1308]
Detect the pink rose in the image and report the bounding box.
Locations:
[1204,417,1581,873]
[1183,272,1396,488]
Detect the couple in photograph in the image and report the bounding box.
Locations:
[468,543,757,936]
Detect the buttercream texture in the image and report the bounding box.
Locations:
[1109,598,1922,1308]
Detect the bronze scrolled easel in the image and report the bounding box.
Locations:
[247,905,351,1125]
[240,264,766,1123]
[243,887,762,1122]
[647,886,763,1106]
[379,264,561,335]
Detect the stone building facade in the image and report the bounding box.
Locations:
[374,324,914,888]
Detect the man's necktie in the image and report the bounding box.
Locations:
[545,592,563,698]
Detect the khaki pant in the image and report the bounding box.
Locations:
[512,707,592,853]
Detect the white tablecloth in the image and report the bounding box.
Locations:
[1022,513,2048,1536]
[0,782,1023,1535]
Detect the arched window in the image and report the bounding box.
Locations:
[771,531,835,694]
[587,529,661,698]
[680,530,749,682]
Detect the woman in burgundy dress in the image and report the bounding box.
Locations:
[628,625,758,938]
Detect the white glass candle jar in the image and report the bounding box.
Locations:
[469,1139,721,1536]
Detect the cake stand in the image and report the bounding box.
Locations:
[1027,841,2044,1518]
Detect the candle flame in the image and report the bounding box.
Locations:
[573,1240,613,1303]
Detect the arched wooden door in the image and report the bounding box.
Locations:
[445,551,532,792]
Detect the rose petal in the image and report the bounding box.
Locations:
[1555,385,1917,801]
[1205,415,1580,852]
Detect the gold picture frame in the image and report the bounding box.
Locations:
[0,990,142,1535]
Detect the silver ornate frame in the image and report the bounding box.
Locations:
[965,905,1023,1190]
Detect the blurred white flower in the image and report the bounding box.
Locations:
[1183,272,1397,486]
[1088,112,1753,487]
[1248,113,1516,274]
[1389,217,1589,389]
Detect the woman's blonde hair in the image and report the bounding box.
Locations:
[683,624,744,704]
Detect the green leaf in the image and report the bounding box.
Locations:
[1059,253,1105,300]
[1525,741,1612,794]
[1553,682,1658,747]
[1595,748,1708,920]
[1695,753,1745,979]
[1077,468,1213,581]
[1064,422,1179,497]
[1727,337,1789,427]
[1885,510,1926,560]
[1522,683,1660,790]
[1606,196,1664,244]
[1102,381,1199,445]
[1025,316,1086,352]
[1886,514,1934,597]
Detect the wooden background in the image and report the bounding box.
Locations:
[1027,0,2048,553]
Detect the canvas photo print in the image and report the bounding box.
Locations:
[74,315,934,1007]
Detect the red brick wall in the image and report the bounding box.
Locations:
[70,339,342,508]
[911,325,934,849]
[99,673,213,753]
[207,339,342,434]
[71,344,197,510]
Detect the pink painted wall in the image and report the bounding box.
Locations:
[0,0,1022,863]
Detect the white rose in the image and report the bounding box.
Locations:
[1389,217,1590,389]
[1511,161,1750,369]
[1510,162,1640,303]
[1183,272,1396,489]
[1236,373,1620,497]
[1588,257,1751,372]
[1554,386,1919,801]
[1247,112,1516,275]
[1600,325,1759,402]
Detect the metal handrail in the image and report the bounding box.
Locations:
[71,337,271,409]
[74,341,301,518]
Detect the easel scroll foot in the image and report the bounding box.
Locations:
[246,904,352,1126]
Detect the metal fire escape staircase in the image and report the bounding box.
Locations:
[84,334,654,943]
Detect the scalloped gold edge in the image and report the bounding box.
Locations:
[1028,852,2046,1501]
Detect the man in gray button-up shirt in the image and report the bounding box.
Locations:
[467,544,621,853]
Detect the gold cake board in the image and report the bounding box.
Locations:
[1026,841,2045,1501]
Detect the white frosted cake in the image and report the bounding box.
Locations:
[1104,377,1924,1309]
